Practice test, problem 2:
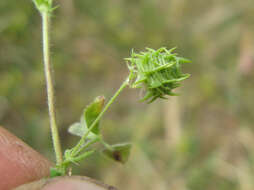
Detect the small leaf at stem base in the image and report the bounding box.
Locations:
[102,143,132,164]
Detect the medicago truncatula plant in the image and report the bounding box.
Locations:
[32,0,190,177]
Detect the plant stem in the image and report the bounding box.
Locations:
[72,136,100,158]
[71,77,130,157]
[63,137,99,165]
[100,138,114,151]
[42,11,62,165]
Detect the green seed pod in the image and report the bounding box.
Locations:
[126,47,190,103]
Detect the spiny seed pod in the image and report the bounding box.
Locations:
[125,47,190,103]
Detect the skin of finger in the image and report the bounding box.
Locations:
[43,179,111,190]
[0,127,52,190]
[15,176,118,190]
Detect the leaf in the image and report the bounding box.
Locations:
[68,122,98,140]
[68,122,84,137]
[102,143,132,164]
[82,96,105,135]
[68,96,105,139]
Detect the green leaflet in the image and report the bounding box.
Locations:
[68,122,84,137]
[83,96,105,135]
[68,96,105,138]
[102,143,132,164]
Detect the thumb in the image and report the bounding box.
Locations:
[15,176,117,190]
[0,127,51,190]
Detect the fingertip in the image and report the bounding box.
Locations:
[0,127,51,190]
[15,176,117,190]
[43,178,109,190]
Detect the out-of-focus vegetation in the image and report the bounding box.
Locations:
[0,0,254,189]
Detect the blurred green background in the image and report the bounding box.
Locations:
[1,0,254,189]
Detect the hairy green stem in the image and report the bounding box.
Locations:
[71,136,100,159]
[62,137,99,166]
[71,77,130,157]
[42,12,62,165]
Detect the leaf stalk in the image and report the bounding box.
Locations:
[70,77,130,157]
